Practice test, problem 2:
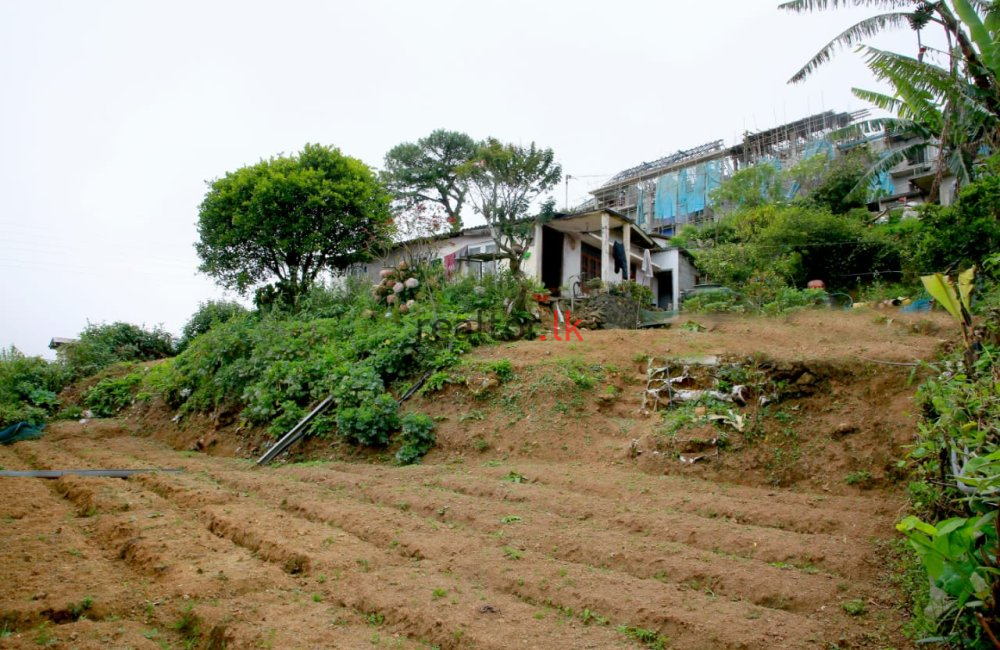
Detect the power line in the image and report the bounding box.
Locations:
[678,238,893,251]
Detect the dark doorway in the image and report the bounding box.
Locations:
[541,227,565,295]
[657,271,673,309]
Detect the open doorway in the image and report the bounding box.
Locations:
[656,270,673,310]
[541,227,564,295]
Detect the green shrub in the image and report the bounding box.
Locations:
[685,204,902,290]
[60,322,174,380]
[439,270,520,313]
[486,359,514,382]
[682,289,746,313]
[419,372,454,395]
[178,300,248,351]
[901,343,999,646]
[164,313,258,413]
[84,371,143,417]
[330,362,384,408]
[682,283,827,315]
[395,412,436,465]
[911,173,1000,275]
[759,287,828,314]
[336,394,400,446]
[0,347,68,427]
[143,267,514,450]
[267,400,306,436]
[609,280,654,304]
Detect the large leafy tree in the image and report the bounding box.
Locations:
[462,138,562,280]
[382,129,477,232]
[196,144,393,307]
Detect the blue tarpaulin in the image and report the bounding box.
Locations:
[0,422,44,445]
[653,160,723,223]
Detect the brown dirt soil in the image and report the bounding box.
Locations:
[0,310,953,649]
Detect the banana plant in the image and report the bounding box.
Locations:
[780,0,1000,117]
[922,265,976,347]
[781,1,1000,200]
[897,511,999,646]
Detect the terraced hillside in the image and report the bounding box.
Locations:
[0,312,951,649]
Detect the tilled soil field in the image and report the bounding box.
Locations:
[3,428,910,649]
[2,312,949,649]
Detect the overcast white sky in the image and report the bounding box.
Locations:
[1,0,934,356]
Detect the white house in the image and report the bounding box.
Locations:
[369,209,699,311]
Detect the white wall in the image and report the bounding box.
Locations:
[678,252,698,294]
[648,248,697,309]
[559,234,582,289]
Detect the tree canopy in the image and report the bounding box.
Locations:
[382,130,477,232]
[196,144,393,307]
[462,138,562,279]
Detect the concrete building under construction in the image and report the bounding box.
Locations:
[585,108,949,236]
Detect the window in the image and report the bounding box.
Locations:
[580,242,601,282]
[905,146,927,166]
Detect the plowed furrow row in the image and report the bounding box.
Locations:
[48,440,631,649]
[108,452,839,649]
[440,467,890,537]
[10,441,294,601]
[0,449,152,635]
[83,435,885,648]
[290,469,846,614]
[284,464,868,579]
[331,459,892,535]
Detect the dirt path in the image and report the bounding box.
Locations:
[2,426,911,649]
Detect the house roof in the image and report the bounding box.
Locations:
[595,140,728,191]
[548,208,658,249]
[380,225,493,254]
[594,109,870,195]
[386,208,658,251]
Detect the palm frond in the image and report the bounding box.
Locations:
[850,141,928,197]
[862,47,959,95]
[851,88,905,112]
[982,1,1000,35]
[862,46,999,122]
[860,53,946,129]
[945,145,976,184]
[882,72,944,130]
[778,0,914,13]
[788,13,915,83]
[952,0,1000,72]
[832,115,936,140]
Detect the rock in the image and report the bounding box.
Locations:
[194,434,219,451]
[467,375,499,396]
[831,423,859,439]
[795,372,816,387]
[677,437,718,453]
